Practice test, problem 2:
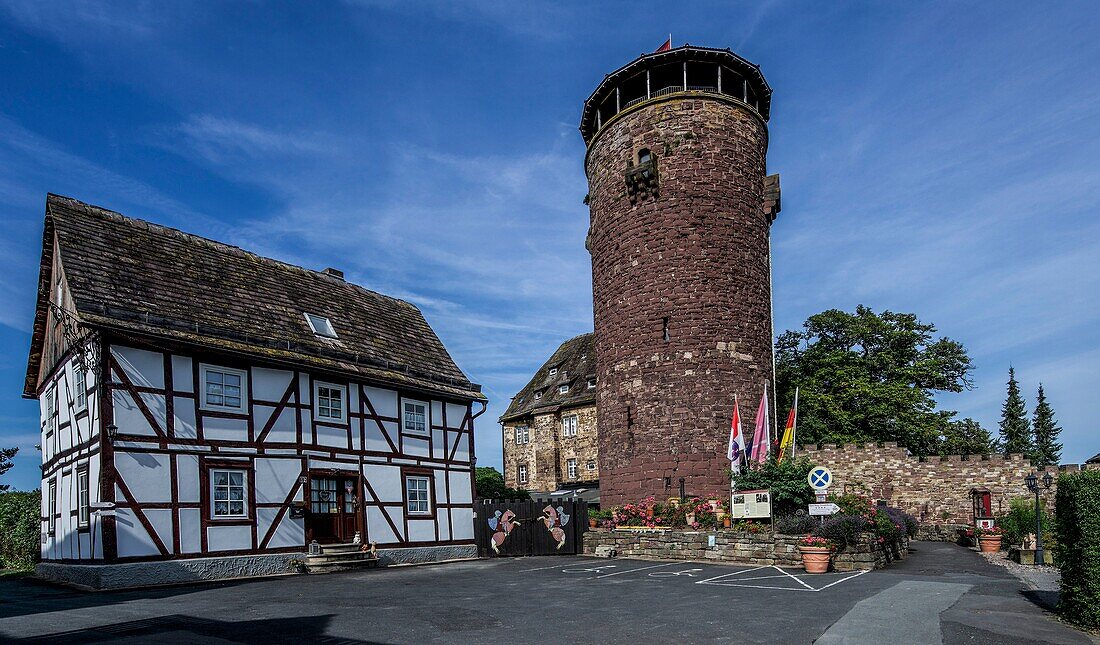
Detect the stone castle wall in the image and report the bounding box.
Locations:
[801,443,1097,528]
[586,95,774,507]
[583,529,908,571]
[502,404,599,492]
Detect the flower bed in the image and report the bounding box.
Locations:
[583,528,908,570]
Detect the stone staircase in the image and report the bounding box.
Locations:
[304,542,379,574]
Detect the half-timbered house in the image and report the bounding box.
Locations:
[26,194,485,587]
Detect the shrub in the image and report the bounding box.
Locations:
[729,457,816,516]
[883,507,919,538]
[1054,470,1100,629]
[814,513,870,550]
[474,467,530,501]
[775,513,817,535]
[0,491,40,570]
[998,497,1054,549]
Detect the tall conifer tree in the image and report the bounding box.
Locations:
[999,367,1033,458]
[1032,384,1063,466]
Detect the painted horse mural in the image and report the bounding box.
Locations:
[488,509,520,554]
[539,504,570,550]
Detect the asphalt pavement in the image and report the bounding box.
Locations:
[0,541,1091,644]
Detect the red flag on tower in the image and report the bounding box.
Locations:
[727,395,747,474]
[656,35,672,52]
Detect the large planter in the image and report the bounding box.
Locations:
[978,536,1002,552]
[799,547,833,573]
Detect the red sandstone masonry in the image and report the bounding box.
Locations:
[586,97,775,508]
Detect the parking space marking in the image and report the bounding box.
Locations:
[814,569,869,590]
[590,562,676,579]
[696,565,770,584]
[561,564,619,574]
[773,565,815,590]
[518,561,591,573]
[649,568,703,578]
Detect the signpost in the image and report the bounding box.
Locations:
[808,503,840,516]
[807,466,835,520]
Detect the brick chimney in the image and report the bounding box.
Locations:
[322,267,345,280]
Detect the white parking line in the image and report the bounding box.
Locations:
[772,565,815,590]
[590,562,677,579]
[813,569,869,591]
[695,566,770,584]
[517,561,588,573]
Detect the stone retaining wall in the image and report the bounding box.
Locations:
[583,529,908,571]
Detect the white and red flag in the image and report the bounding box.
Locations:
[656,35,672,52]
[727,395,747,473]
[750,383,771,464]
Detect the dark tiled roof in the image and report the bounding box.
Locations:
[500,333,595,422]
[24,194,483,401]
[1088,453,1100,464]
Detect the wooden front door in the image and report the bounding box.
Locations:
[308,474,360,544]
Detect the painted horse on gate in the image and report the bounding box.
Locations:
[488,509,520,554]
[539,504,570,550]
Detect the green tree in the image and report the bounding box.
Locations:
[474,466,530,501]
[999,368,1033,459]
[940,418,998,456]
[1032,384,1063,466]
[775,306,972,456]
[0,448,17,492]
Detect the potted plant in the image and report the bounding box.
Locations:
[798,536,835,573]
[976,525,1003,552]
[722,515,732,529]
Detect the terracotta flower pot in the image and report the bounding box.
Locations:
[978,536,1002,552]
[723,517,731,528]
[589,518,598,529]
[799,546,833,573]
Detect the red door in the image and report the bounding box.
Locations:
[308,475,360,544]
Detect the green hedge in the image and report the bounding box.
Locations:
[0,491,41,570]
[1054,470,1100,629]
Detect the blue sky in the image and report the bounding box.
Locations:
[1,1,1097,491]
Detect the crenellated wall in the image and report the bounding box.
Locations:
[800,442,1097,529]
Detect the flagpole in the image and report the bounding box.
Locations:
[792,386,799,460]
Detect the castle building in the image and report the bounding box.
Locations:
[25,195,484,587]
[580,45,782,506]
[499,334,598,495]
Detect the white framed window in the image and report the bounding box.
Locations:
[47,478,57,535]
[558,384,570,394]
[210,469,248,519]
[200,364,247,412]
[587,460,597,471]
[518,464,528,484]
[44,388,57,459]
[405,475,431,515]
[514,425,530,445]
[77,465,90,528]
[314,381,348,423]
[304,312,338,339]
[73,364,87,411]
[548,367,558,376]
[401,399,429,436]
[587,378,596,389]
[562,415,578,438]
[534,391,543,400]
[567,458,578,479]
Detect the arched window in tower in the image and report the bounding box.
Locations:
[637,148,652,165]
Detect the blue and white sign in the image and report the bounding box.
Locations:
[807,466,833,491]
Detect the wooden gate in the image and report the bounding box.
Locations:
[475,498,589,557]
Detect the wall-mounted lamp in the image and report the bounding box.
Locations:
[106,424,118,441]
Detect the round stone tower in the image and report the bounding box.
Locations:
[580,45,781,506]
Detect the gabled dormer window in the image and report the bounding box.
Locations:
[548,367,558,377]
[587,378,596,389]
[558,384,570,394]
[304,312,337,339]
[534,391,543,400]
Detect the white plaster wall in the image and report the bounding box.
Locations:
[112,390,155,436]
[174,403,198,439]
[451,508,474,540]
[113,346,165,390]
[366,506,402,543]
[176,454,200,503]
[115,508,160,558]
[437,509,451,541]
[363,386,397,417]
[445,403,468,429]
[114,451,172,503]
[364,464,402,502]
[207,525,251,552]
[448,470,473,504]
[171,355,193,392]
[408,519,435,542]
[254,457,301,504]
[203,416,248,441]
[252,367,293,401]
[179,508,202,553]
